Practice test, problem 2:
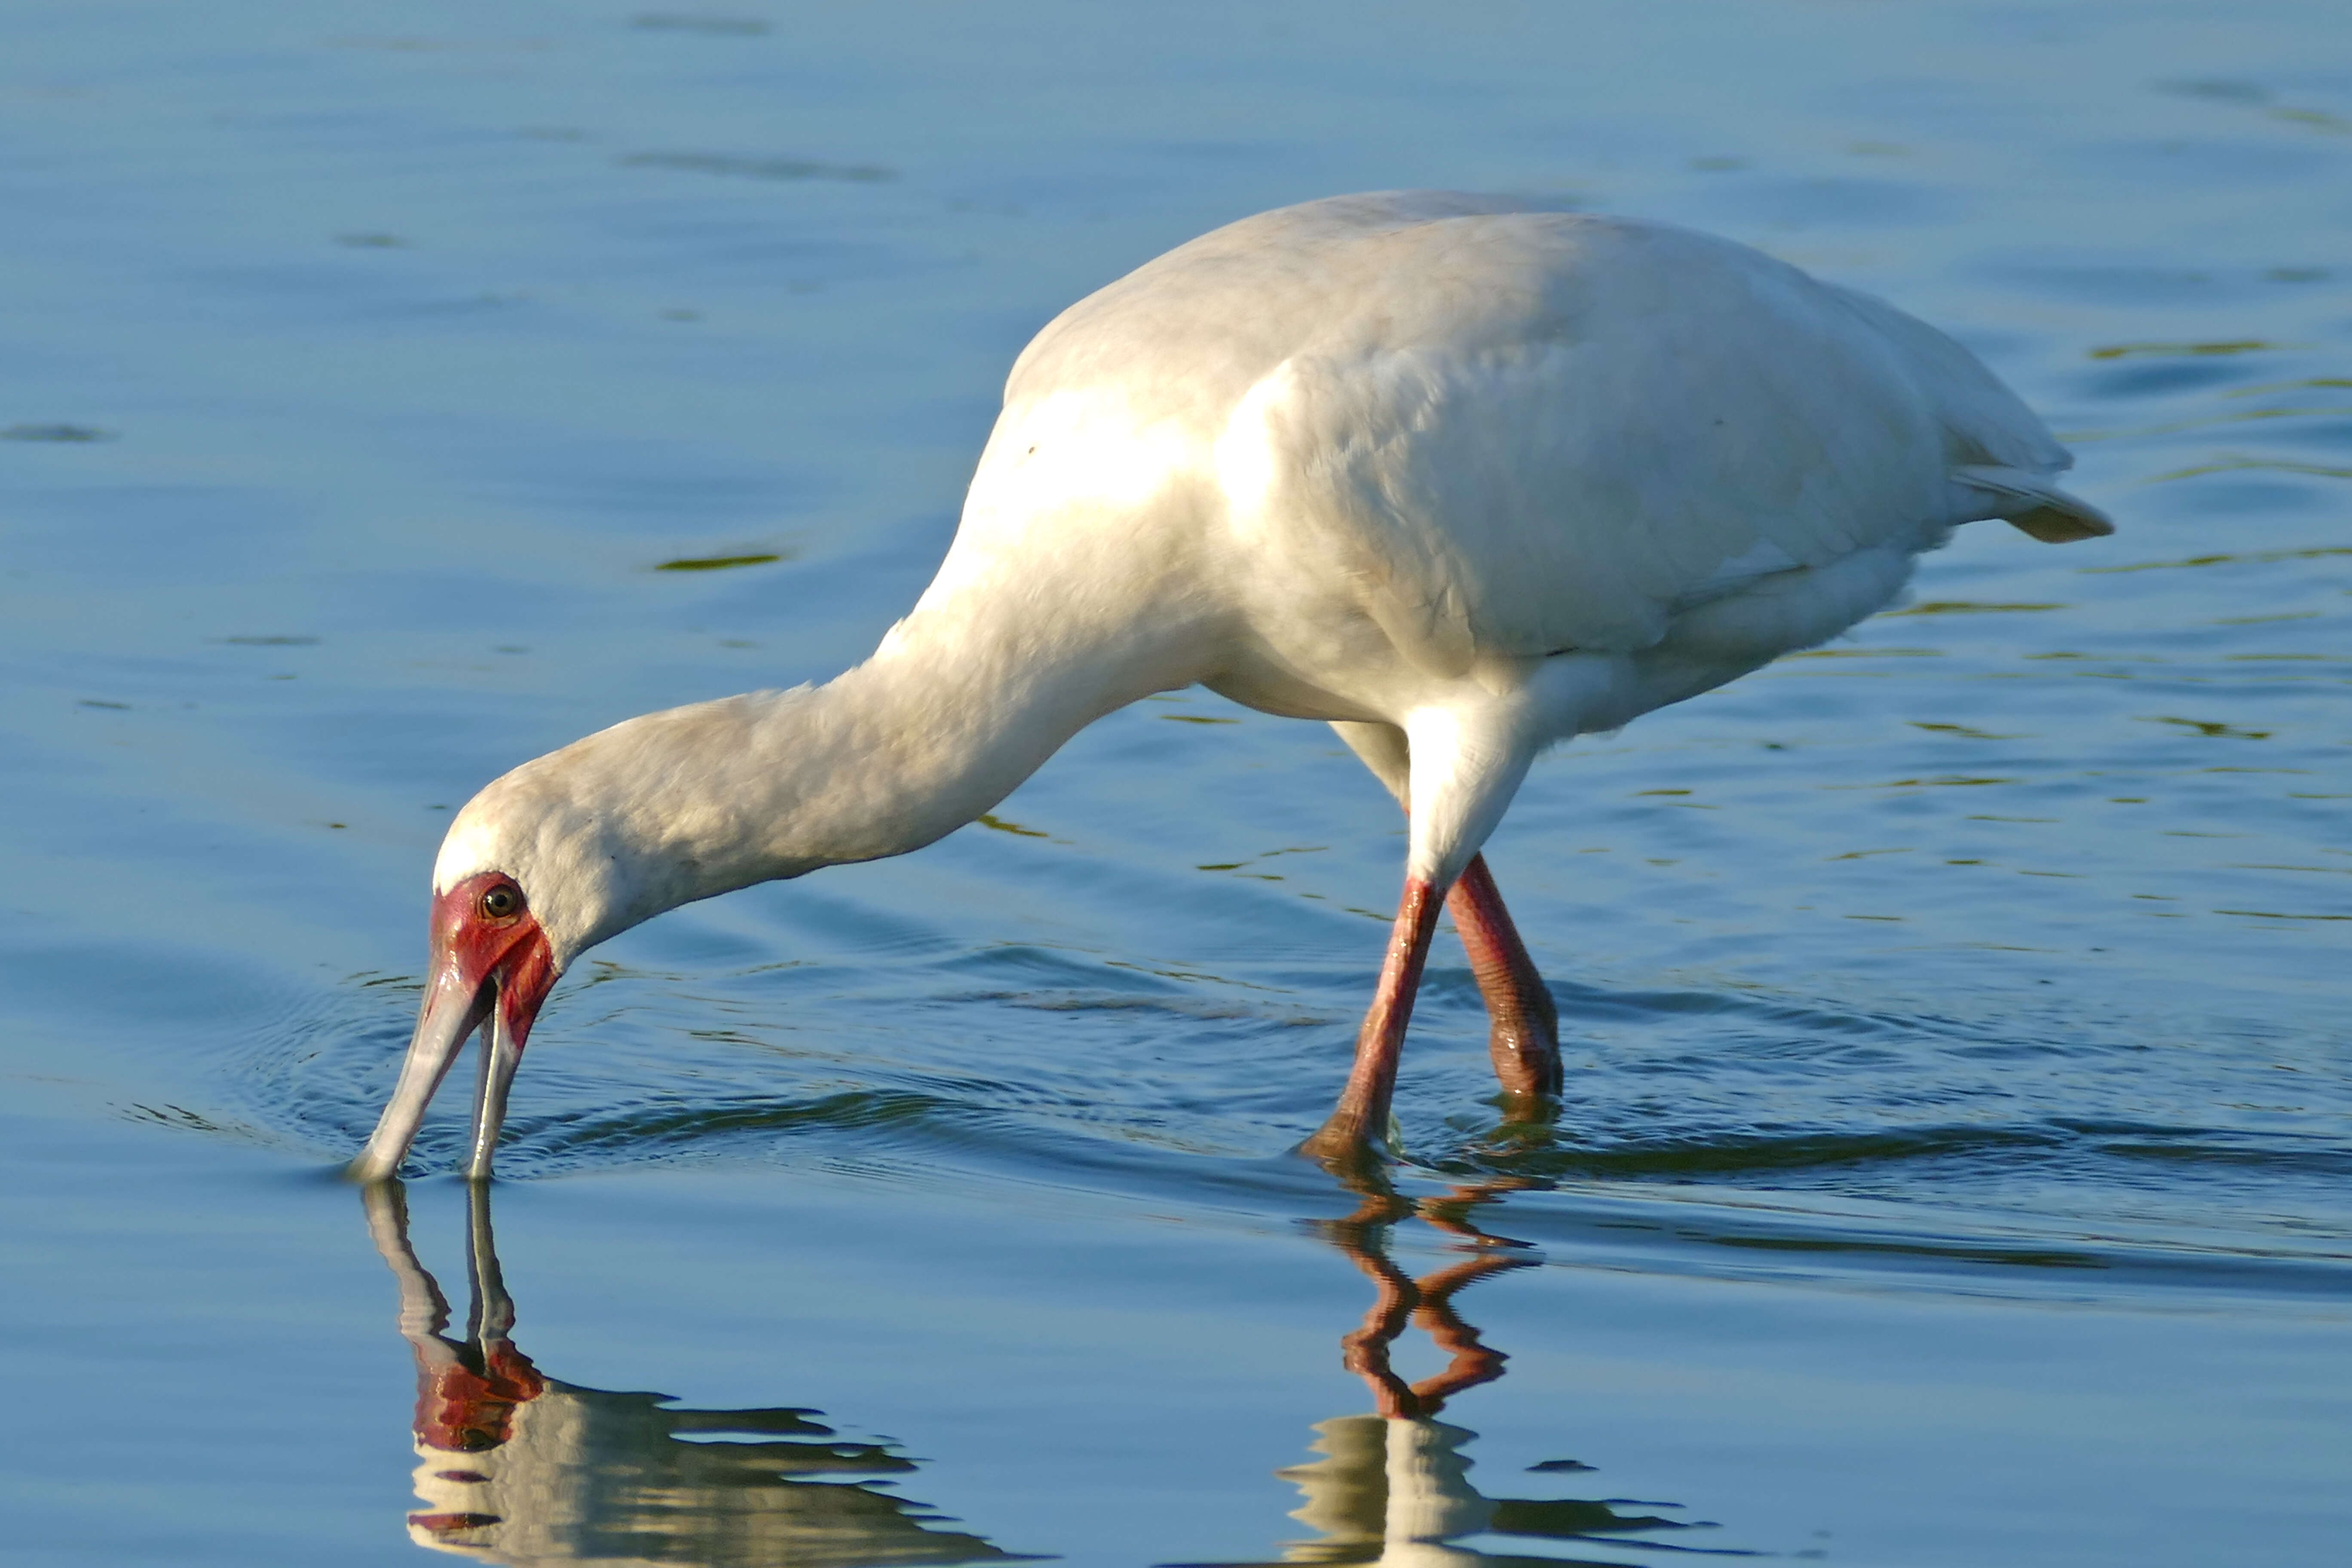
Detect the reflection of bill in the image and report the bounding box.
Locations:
[1219,1178,1721,1566]
[361,1182,1024,1568]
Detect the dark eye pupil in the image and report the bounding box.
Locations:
[482,887,519,919]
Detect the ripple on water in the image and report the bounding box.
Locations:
[6,5,2352,1563]
[233,915,2352,1305]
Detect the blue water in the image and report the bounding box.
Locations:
[2,3,2347,1564]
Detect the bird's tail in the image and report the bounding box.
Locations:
[1954,465,2115,543]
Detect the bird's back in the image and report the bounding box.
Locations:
[947,192,2105,702]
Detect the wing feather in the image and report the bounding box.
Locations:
[1224,214,1996,666]
[1005,194,2104,677]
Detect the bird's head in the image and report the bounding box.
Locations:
[346,753,649,1184]
[344,687,833,1182]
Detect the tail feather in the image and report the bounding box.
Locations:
[1953,465,2114,544]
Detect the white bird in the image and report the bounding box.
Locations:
[349,190,2110,1183]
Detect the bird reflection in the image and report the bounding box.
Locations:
[1213,1173,1724,1567]
[360,1182,1024,1568]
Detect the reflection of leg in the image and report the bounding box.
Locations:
[1446,856,1562,1102]
[1413,1180,1536,1249]
[1339,1253,1421,1419]
[1303,877,1445,1165]
[1319,1178,1533,1421]
[1318,1179,1429,1419]
[1402,1254,1527,1412]
[1338,1252,1530,1420]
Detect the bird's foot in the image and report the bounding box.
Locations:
[1295,1115,1396,1181]
[1486,1019,1564,1102]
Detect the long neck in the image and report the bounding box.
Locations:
[779,587,1206,867]
[548,554,1217,946]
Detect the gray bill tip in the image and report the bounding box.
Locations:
[349,966,493,1182]
[460,1011,524,1182]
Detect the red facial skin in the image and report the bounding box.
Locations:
[433,871,557,1053]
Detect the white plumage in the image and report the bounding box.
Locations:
[350,190,2110,1182]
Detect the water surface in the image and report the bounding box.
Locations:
[2,3,2347,1565]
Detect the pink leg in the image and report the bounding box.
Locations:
[1446,854,1562,1101]
[1302,876,1445,1163]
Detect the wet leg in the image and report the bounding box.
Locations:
[1302,876,1445,1164]
[1446,855,1562,1100]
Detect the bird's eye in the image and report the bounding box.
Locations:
[479,885,523,921]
